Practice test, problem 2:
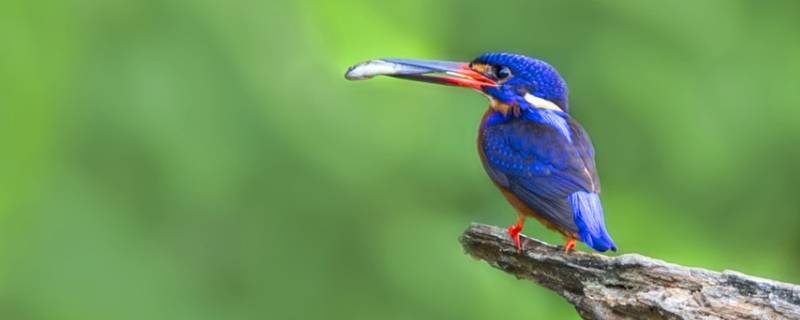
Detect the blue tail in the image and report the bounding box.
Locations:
[569,191,617,252]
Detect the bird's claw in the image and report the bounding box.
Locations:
[507,224,523,252]
[564,239,577,254]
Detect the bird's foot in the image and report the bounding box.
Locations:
[507,225,522,251]
[564,239,577,254]
[507,217,525,252]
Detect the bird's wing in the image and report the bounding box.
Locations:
[482,115,599,235]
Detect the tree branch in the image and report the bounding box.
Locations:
[459,223,800,320]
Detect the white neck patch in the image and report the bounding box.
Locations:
[524,93,563,112]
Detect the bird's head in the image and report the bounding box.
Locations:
[346,52,569,114]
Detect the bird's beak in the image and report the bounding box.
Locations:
[345,58,497,90]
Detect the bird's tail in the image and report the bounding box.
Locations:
[569,191,617,252]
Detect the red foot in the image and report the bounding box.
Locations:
[507,216,526,252]
[564,239,577,254]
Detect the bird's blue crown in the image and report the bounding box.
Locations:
[472,53,570,112]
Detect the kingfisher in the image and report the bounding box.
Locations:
[345,53,617,253]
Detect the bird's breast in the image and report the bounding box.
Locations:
[477,108,498,167]
[477,108,511,187]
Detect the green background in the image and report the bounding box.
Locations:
[2,0,799,319]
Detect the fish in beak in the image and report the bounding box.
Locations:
[345,58,497,90]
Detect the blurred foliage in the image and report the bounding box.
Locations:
[1,0,799,319]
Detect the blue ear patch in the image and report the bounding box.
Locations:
[569,191,617,252]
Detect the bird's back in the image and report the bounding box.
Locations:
[478,109,616,251]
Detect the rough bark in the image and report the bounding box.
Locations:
[459,223,800,320]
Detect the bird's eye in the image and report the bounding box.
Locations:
[496,66,511,80]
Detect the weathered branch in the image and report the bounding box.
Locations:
[460,223,800,320]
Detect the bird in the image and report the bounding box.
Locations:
[345,53,617,253]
